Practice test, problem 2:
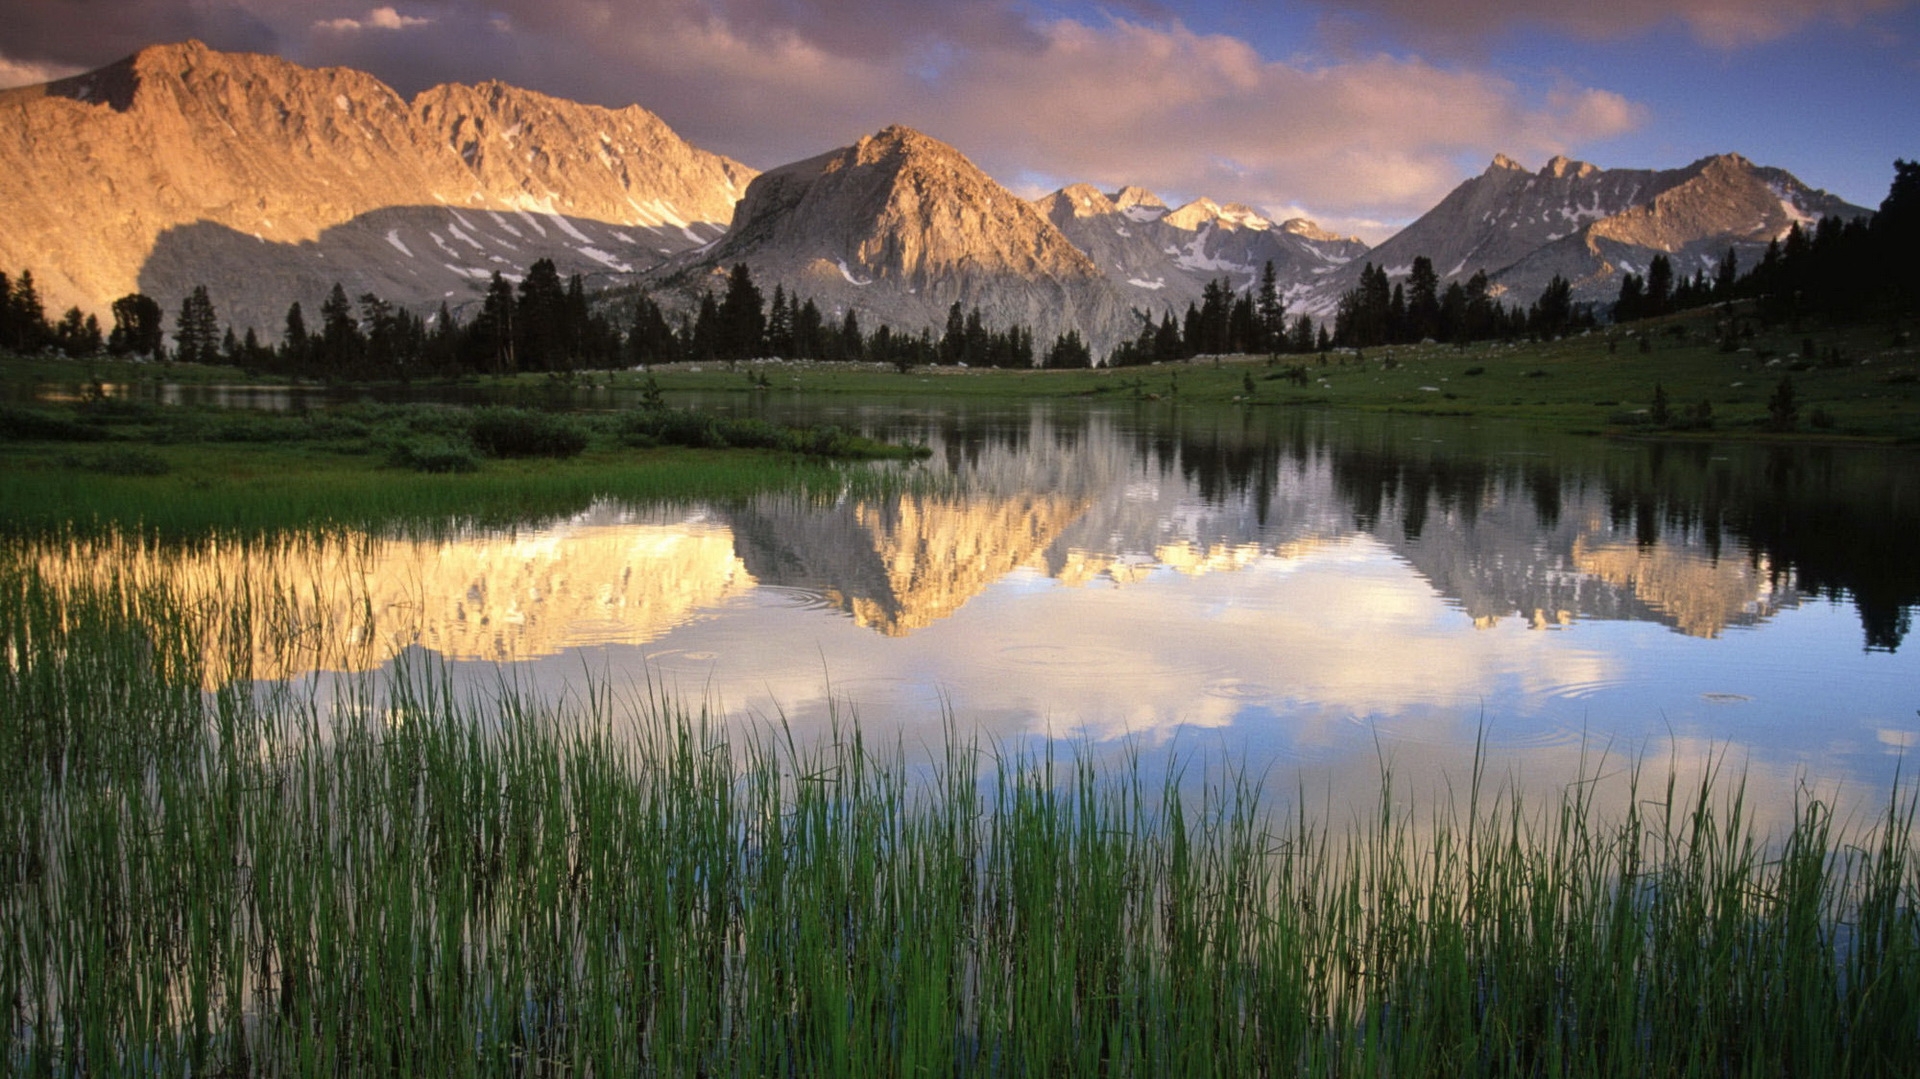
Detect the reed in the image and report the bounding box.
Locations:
[3,540,1916,1076]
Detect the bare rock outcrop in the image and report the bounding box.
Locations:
[0,40,753,336]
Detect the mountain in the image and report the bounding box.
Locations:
[1298,152,1872,315]
[652,125,1136,356]
[0,40,754,336]
[1033,183,1368,322]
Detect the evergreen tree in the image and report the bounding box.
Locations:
[767,285,794,358]
[317,282,364,374]
[626,294,679,366]
[717,263,767,360]
[1228,293,1257,354]
[1646,254,1673,316]
[281,301,310,370]
[173,285,220,365]
[690,292,721,360]
[941,302,967,365]
[793,298,825,359]
[1154,311,1183,362]
[1045,329,1092,368]
[1615,272,1645,323]
[1,269,51,353]
[1872,158,1920,302]
[1439,281,1467,343]
[516,258,569,370]
[1256,260,1286,353]
[838,309,864,361]
[1529,275,1574,338]
[1387,283,1408,344]
[1714,248,1740,298]
[53,307,102,356]
[1289,314,1315,354]
[1407,256,1441,342]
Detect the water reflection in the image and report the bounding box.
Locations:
[22,401,1920,814]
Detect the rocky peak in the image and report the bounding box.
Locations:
[1111,185,1167,212]
[1162,197,1225,230]
[1543,155,1599,180]
[1489,153,1527,173]
[714,125,1101,286]
[1281,218,1355,243]
[1036,183,1118,220]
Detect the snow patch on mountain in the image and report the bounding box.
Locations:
[836,258,872,286]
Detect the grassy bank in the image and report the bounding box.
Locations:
[11,303,1918,441]
[3,540,1917,1076]
[456,307,1914,441]
[0,397,929,537]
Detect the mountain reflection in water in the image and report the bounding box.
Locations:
[28,403,1919,811]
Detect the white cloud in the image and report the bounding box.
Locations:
[315,6,433,34]
[0,51,84,89]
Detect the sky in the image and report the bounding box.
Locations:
[1,0,1915,242]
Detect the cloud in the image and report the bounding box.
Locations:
[0,1,1650,233]
[1310,0,1910,50]
[315,6,434,34]
[0,51,85,89]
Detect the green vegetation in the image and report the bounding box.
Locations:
[3,543,1917,1075]
[477,305,1913,440]
[0,397,928,538]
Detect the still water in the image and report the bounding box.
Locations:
[46,398,1920,821]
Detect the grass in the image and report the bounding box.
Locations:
[4,536,1918,1075]
[0,398,932,539]
[465,308,1918,442]
[11,304,1918,442]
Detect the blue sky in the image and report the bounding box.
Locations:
[1,1,1913,241]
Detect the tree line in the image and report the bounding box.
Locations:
[0,259,1102,375]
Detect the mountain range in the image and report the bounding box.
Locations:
[0,41,1875,359]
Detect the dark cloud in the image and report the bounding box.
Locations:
[0,1,280,69]
[1306,0,1910,49]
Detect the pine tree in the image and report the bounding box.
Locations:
[839,309,864,361]
[1256,260,1286,354]
[1715,248,1740,299]
[2,269,51,353]
[716,263,766,360]
[1646,255,1673,316]
[318,282,364,373]
[516,258,568,370]
[1045,329,1092,368]
[173,285,220,365]
[281,301,310,370]
[1407,257,1440,343]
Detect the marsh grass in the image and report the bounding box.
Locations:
[3,541,1918,1076]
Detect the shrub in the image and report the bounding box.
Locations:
[387,438,482,473]
[467,407,589,459]
[82,448,169,476]
[0,406,109,442]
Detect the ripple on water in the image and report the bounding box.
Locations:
[755,584,838,614]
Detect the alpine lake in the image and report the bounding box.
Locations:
[11,375,1920,1072]
[27,380,1920,822]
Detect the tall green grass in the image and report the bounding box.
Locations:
[3,539,1917,1075]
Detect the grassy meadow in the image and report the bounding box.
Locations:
[0,395,930,538]
[593,307,1920,441]
[3,534,1919,1075]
